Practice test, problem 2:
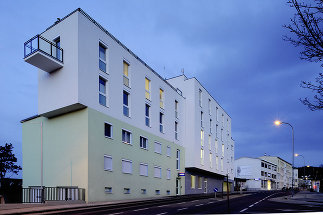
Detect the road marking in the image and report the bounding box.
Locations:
[110,213,123,215]
[133,207,149,212]
[191,200,199,202]
[195,203,204,207]
[177,202,185,204]
[206,201,215,204]
[177,207,188,211]
[240,208,248,213]
[155,212,168,215]
[157,205,166,208]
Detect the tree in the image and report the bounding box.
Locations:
[283,0,323,110]
[0,143,21,182]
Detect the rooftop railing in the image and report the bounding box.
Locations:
[24,35,63,63]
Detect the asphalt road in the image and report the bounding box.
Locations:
[45,191,323,214]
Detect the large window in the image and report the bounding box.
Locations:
[99,77,107,106]
[159,88,164,109]
[140,136,148,149]
[199,89,202,107]
[140,163,148,176]
[145,104,150,127]
[191,175,196,188]
[208,135,211,150]
[222,144,224,157]
[123,61,130,87]
[216,107,219,121]
[154,166,162,178]
[145,78,151,100]
[221,158,224,171]
[99,44,106,73]
[104,155,112,171]
[175,100,178,119]
[122,159,132,174]
[216,156,219,170]
[200,111,203,127]
[104,122,112,138]
[176,149,180,170]
[159,112,164,133]
[123,91,130,117]
[198,176,202,189]
[215,139,218,153]
[209,152,213,168]
[122,129,131,145]
[201,148,204,165]
[210,119,212,133]
[208,99,211,115]
[154,142,162,154]
[200,130,204,147]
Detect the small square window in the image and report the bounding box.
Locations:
[124,188,131,194]
[122,129,131,145]
[104,122,112,138]
[105,187,112,194]
[104,155,112,171]
[154,142,162,154]
[166,190,170,195]
[141,189,146,194]
[155,190,161,195]
[140,136,148,149]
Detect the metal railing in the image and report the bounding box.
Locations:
[22,187,85,203]
[24,35,63,63]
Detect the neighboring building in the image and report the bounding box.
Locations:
[22,8,234,202]
[260,156,292,189]
[293,168,299,188]
[167,75,234,193]
[234,157,277,191]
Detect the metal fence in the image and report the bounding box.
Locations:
[22,187,85,203]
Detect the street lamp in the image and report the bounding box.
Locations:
[274,120,294,195]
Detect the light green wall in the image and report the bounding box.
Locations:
[22,107,185,202]
[88,108,185,201]
[22,109,89,201]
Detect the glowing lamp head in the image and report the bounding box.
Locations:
[307,165,310,167]
[295,153,299,157]
[274,120,282,126]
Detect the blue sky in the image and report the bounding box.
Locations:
[0,0,322,178]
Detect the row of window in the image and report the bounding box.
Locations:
[261,162,277,171]
[190,175,205,189]
[104,155,176,178]
[261,171,277,179]
[105,187,171,195]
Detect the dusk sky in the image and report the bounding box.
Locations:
[0,0,322,178]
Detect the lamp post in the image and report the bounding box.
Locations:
[295,153,306,180]
[274,120,294,196]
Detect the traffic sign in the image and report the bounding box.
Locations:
[178,172,185,176]
[214,187,218,192]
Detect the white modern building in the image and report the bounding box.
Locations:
[21,8,234,202]
[234,157,277,190]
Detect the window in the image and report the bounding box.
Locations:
[104,122,112,138]
[123,91,130,117]
[141,189,146,194]
[209,152,213,168]
[216,107,219,121]
[208,99,211,115]
[167,169,171,180]
[167,146,171,157]
[261,171,264,176]
[222,114,224,126]
[215,139,218,153]
[53,37,61,61]
[105,187,112,194]
[160,88,164,108]
[166,190,170,195]
[122,159,132,174]
[200,111,203,127]
[210,119,212,133]
[145,104,150,127]
[222,144,224,157]
[104,155,112,171]
[201,148,204,165]
[216,156,219,170]
[221,158,224,171]
[199,89,202,107]
[123,61,129,87]
[191,175,196,188]
[198,176,202,189]
[216,124,218,137]
[145,77,151,100]
[122,129,131,145]
[176,150,180,170]
[261,162,264,167]
[175,100,178,119]
[140,163,148,176]
[154,166,162,178]
[124,188,131,194]
[155,190,161,195]
[175,122,178,140]
[221,129,223,141]
[159,112,164,133]
[200,130,204,147]
[208,135,211,150]
[154,142,162,154]
[140,136,147,149]
[99,77,107,106]
[99,44,106,73]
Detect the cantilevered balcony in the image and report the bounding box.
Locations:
[24,35,63,73]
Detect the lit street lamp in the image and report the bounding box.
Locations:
[274,120,295,195]
[295,153,306,178]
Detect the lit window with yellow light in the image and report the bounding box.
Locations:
[123,61,129,87]
[160,88,164,108]
[145,78,151,100]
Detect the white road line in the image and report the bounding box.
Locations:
[133,207,149,212]
[240,208,248,213]
[110,213,123,215]
[191,200,199,202]
[155,212,168,215]
[207,201,215,204]
[249,204,254,207]
[177,207,188,211]
[176,202,185,204]
[195,203,204,207]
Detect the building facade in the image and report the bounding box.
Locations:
[234,157,277,191]
[22,8,234,202]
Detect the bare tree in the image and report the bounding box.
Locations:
[284,0,323,110]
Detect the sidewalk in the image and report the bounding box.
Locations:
[270,191,323,206]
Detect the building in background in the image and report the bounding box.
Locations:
[234,157,277,191]
[22,8,234,202]
[260,156,292,189]
[293,168,299,188]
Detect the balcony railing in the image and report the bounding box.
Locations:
[24,35,63,62]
